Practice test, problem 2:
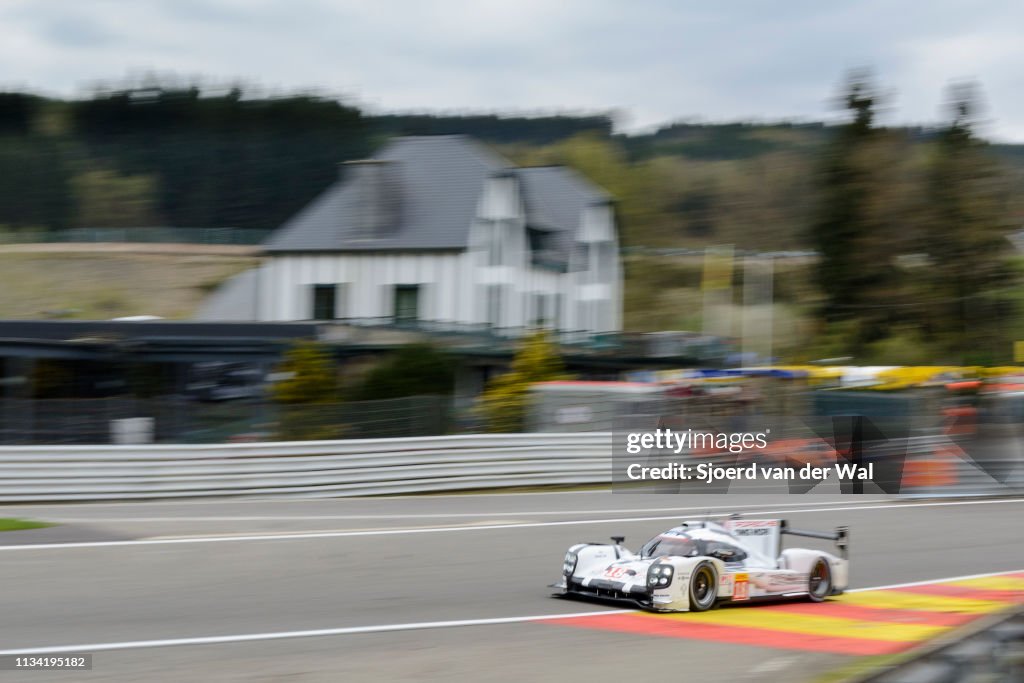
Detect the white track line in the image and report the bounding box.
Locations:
[0,610,634,656]
[28,499,890,522]
[845,568,1024,593]
[1,569,1020,656]
[1,497,1022,552]
[0,488,613,510]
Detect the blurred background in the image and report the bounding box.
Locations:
[2,1,1024,446]
[2,4,1024,682]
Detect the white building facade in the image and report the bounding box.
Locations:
[215,136,622,336]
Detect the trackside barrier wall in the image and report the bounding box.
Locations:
[0,433,613,502]
[0,433,1017,502]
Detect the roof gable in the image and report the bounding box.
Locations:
[263,135,611,255]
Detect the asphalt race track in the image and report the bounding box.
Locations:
[2,492,1024,682]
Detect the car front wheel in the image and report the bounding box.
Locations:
[688,562,718,612]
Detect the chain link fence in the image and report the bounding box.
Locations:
[0,395,453,445]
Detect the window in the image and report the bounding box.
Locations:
[393,285,419,323]
[528,229,565,270]
[595,241,615,284]
[311,284,336,320]
[531,293,545,327]
[527,228,546,253]
[701,540,748,563]
[640,533,698,559]
[489,222,504,266]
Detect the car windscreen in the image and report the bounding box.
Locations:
[639,534,698,558]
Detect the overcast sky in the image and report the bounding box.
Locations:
[3,0,1022,140]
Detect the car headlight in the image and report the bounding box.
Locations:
[647,563,674,587]
[563,551,578,576]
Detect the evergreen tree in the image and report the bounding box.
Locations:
[808,71,912,349]
[811,72,877,325]
[922,82,1014,363]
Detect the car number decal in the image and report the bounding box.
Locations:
[732,572,750,601]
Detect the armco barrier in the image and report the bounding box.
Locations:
[0,432,1017,502]
[0,433,613,502]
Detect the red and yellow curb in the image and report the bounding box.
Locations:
[542,572,1024,656]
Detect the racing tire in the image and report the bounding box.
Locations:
[807,557,833,602]
[688,562,718,612]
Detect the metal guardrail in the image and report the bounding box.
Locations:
[0,430,1017,503]
[0,433,612,502]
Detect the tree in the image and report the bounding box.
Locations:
[350,343,455,401]
[72,168,160,227]
[808,71,914,350]
[810,72,877,327]
[478,331,571,432]
[0,135,74,231]
[921,82,1014,363]
[270,341,338,404]
[270,341,343,440]
[68,85,371,231]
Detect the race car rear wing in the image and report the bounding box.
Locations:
[724,518,849,561]
[780,520,849,560]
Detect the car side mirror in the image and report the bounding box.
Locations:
[611,536,625,545]
[711,549,736,560]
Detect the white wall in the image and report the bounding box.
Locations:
[258,176,623,334]
[259,252,467,322]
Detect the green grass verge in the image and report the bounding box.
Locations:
[0,518,54,532]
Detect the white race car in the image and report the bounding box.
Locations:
[553,518,849,612]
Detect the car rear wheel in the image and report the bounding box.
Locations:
[688,562,718,612]
[807,558,832,602]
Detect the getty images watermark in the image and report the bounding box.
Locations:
[622,427,872,484]
[611,418,891,495]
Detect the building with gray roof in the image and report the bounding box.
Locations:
[201,135,622,335]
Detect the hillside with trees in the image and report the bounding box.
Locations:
[2,81,1022,250]
[1,76,1023,363]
